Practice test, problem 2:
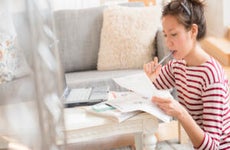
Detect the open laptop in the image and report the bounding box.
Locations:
[58,57,110,107]
[63,85,110,108]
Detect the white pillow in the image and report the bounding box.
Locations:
[97,5,161,70]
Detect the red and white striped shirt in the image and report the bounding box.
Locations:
[154,57,230,150]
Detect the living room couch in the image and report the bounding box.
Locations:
[53,2,170,91]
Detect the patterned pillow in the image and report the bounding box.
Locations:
[97,5,161,70]
[0,35,29,83]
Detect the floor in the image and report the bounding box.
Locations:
[111,140,193,150]
[157,140,193,150]
[64,134,194,150]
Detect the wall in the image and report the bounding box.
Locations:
[51,0,101,10]
[51,0,164,10]
[205,0,230,37]
[223,0,230,29]
[51,0,131,10]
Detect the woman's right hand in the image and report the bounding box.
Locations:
[143,57,162,82]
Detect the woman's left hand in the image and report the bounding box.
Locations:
[152,96,185,119]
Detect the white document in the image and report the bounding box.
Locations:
[113,72,172,99]
[112,73,173,122]
[106,91,172,122]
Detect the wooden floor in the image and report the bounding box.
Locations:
[64,133,193,150]
[157,140,193,150]
[64,134,135,150]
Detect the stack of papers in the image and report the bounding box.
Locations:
[106,91,171,122]
[85,72,173,123]
[84,101,140,123]
[111,73,173,123]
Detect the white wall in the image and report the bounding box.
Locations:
[51,0,101,10]
[51,0,130,10]
[205,0,230,37]
[223,0,230,28]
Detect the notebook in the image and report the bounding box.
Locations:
[63,86,110,108]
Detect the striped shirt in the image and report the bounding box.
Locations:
[153,57,230,150]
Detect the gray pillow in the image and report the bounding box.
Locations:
[54,7,104,73]
[155,30,170,65]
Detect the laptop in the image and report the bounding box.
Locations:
[63,85,110,108]
[58,58,109,107]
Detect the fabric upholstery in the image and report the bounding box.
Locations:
[53,2,169,91]
[54,7,104,73]
[155,30,171,65]
[54,2,145,73]
[65,69,142,91]
[0,36,30,83]
[97,5,161,70]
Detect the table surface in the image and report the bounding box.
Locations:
[63,107,159,144]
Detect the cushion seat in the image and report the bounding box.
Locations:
[65,69,143,90]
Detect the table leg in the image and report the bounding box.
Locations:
[143,133,157,150]
[134,132,157,150]
[134,133,142,150]
[143,117,158,150]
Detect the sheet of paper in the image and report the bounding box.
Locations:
[112,73,173,122]
[113,72,173,99]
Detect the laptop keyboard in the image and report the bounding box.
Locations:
[66,88,92,103]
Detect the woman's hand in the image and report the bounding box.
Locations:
[143,57,161,82]
[152,96,186,119]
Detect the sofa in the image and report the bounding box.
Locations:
[0,2,171,103]
[53,2,170,91]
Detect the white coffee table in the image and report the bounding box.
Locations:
[63,107,159,150]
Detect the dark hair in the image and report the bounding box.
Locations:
[162,0,206,40]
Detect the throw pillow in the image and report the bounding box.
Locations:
[97,5,161,70]
[0,35,30,84]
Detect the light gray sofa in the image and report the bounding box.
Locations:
[53,2,169,91]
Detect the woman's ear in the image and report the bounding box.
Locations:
[191,24,198,39]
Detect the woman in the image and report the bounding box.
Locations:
[144,0,230,149]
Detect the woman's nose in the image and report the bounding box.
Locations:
[166,38,173,49]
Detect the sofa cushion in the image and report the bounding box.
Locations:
[97,5,161,71]
[65,69,143,91]
[54,7,105,73]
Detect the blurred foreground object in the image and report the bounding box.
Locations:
[0,0,66,149]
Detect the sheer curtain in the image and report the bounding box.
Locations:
[0,0,65,149]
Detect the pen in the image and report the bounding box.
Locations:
[153,51,173,70]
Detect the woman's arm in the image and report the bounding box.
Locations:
[177,106,205,148]
[152,97,205,148]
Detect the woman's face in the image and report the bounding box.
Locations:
[162,15,194,60]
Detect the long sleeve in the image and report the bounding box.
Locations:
[196,83,230,150]
[153,60,175,90]
[156,58,230,149]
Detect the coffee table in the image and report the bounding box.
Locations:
[63,107,159,150]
